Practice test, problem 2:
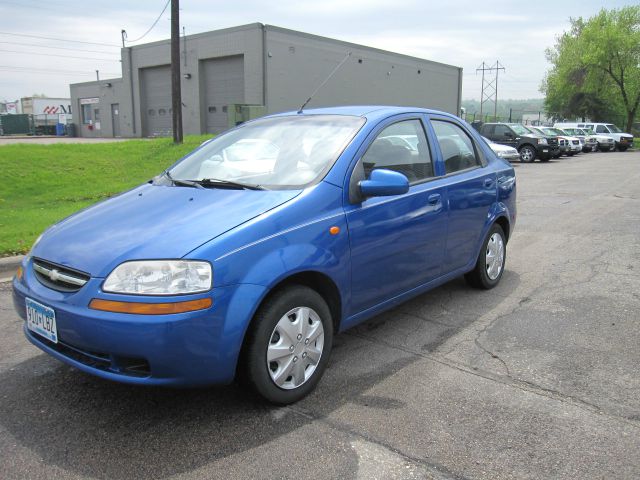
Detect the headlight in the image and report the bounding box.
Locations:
[537,138,548,145]
[104,260,212,295]
[26,233,44,260]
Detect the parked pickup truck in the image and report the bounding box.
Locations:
[479,123,560,163]
[555,122,633,151]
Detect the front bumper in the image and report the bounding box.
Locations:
[12,258,266,387]
[535,145,554,159]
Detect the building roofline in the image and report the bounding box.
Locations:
[263,24,460,71]
[70,78,123,88]
[122,22,460,71]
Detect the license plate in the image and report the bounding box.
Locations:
[26,297,58,344]
[542,149,549,153]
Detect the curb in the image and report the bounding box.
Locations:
[0,255,23,281]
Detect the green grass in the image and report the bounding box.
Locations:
[0,135,211,256]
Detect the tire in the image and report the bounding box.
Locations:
[519,145,536,163]
[240,285,333,404]
[465,224,506,290]
[618,146,628,152]
[598,144,611,152]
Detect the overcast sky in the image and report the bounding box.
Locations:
[0,0,633,102]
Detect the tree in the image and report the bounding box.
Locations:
[542,6,640,131]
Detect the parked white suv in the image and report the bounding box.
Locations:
[553,123,616,152]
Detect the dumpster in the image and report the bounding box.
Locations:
[55,123,66,136]
[66,123,76,137]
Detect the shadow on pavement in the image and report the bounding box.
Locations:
[0,272,519,479]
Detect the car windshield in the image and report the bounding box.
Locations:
[168,115,365,189]
[510,124,531,135]
[562,128,580,135]
[606,124,622,133]
[542,128,563,136]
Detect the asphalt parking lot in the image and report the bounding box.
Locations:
[1,150,639,479]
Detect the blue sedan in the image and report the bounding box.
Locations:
[12,106,516,404]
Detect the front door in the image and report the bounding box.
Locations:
[345,117,448,315]
[111,104,120,137]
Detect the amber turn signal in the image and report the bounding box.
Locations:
[15,266,23,281]
[89,297,212,315]
[329,226,340,235]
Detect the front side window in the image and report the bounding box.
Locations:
[432,120,480,174]
[169,115,365,189]
[360,119,433,183]
[494,125,511,136]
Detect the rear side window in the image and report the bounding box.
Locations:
[361,119,434,183]
[432,121,481,174]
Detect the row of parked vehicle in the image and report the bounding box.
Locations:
[477,121,634,163]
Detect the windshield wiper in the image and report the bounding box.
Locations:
[197,178,266,190]
[163,170,204,189]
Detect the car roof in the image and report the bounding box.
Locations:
[265,105,460,123]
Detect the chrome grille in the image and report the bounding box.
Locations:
[32,258,90,292]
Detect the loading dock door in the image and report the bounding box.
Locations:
[202,55,245,134]
[141,65,172,137]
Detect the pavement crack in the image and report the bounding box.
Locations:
[346,331,640,431]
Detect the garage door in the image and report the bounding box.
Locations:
[202,55,245,134]
[141,65,171,137]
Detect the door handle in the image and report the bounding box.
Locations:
[428,193,441,205]
[483,178,494,188]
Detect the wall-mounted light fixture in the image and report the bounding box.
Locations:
[183,73,192,79]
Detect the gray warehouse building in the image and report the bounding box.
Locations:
[70,23,462,138]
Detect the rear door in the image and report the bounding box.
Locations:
[428,117,497,272]
[345,116,448,314]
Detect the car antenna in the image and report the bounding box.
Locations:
[298,51,352,114]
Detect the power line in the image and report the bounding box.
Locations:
[0,49,121,62]
[0,31,120,48]
[0,40,120,55]
[0,65,120,76]
[124,0,171,43]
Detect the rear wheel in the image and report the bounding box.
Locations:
[519,145,536,163]
[618,146,628,152]
[240,285,333,404]
[465,224,506,290]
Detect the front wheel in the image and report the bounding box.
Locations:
[519,145,536,163]
[240,285,333,404]
[465,224,506,290]
[618,146,628,152]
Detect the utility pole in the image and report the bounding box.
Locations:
[171,0,183,144]
[95,70,100,81]
[476,61,505,120]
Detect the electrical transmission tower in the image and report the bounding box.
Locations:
[476,61,505,119]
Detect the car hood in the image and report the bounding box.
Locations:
[32,183,300,277]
